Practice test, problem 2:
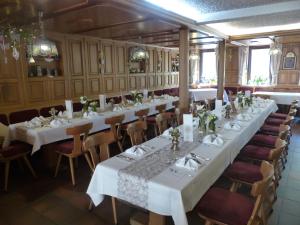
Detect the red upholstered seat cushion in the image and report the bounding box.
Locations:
[0,114,9,125]
[249,134,277,147]
[269,112,287,119]
[146,116,156,124]
[9,109,39,124]
[196,187,254,225]
[55,141,74,154]
[241,145,271,160]
[40,105,65,117]
[0,142,31,158]
[224,161,263,184]
[73,102,83,112]
[265,118,285,126]
[260,125,280,135]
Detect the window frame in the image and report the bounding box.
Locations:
[199,49,216,84]
[248,45,271,85]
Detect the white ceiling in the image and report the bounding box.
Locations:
[144,0,300,37]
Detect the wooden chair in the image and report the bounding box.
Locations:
[127,121,147,146]
[146,104,167,137]
[196,161,274,225]
[0,137,37,191]
[54,123,93,186]
[0,114,9,126]
[105,114,125,152]
[155,112,172,135]
[205,98,215,111]
[83,131,118,224]
[174,107,189,126]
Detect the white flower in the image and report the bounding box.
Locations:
[80,96,88,104]
[89,101,98,106]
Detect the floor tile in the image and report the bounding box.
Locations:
[278,213,300,225]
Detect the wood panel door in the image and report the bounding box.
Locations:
[115,43,127,76]
[102,41,114,75]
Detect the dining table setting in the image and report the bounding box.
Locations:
[8,94,179,154]
[87,97,278,225]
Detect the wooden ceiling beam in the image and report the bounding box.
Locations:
[73,17,155,34]
[111,29,179,40]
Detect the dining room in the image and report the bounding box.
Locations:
[1,1,300,225]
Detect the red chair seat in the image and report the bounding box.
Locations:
[55,141,74,154]
[196,187,254,225]
[224,161,263,184]
[269,112,287,119]
[9,109,39,124]
[1,142,31,158]
[146,116,156,124]
[260,125,280,135]
[265,118,285,126]
[241,145,271,160]
[249,134,277,147]
[0,114,9,126]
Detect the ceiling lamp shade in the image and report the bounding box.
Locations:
[29,12,58,62]
[269,39,282,55]
[129,46,149,61]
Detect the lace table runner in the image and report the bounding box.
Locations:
[117,141,199,208]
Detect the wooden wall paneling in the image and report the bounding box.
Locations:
[164,51,169,73]
[102,40,114,75]
[27,80,48,103]
[148,74,156,90]
[116,76,127,92]
[148,49,155,73]
[139,75,147,89]
[0,49,19,79]
[129,76,137,90]
[103,76,115,93]
[71,78,85,97]
[50,78,68,103]
[225,46,239,85]
[115,43,127,76]
[0,81,21,106]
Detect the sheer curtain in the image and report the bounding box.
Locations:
[238,46,249,85]
[270,43,282,85]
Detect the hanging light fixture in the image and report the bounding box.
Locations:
[129,46,149,61]
[269,38,282,55]
[31,12,58,62]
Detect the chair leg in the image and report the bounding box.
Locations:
[84,153,94,173]
[4,161,10,192]
[111,197,118,225]
[69,157,76,186]
[54,154,62,178]
[117,141,123,152]
[23,155,37,178]
[88,200,94,211]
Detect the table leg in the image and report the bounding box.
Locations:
[149,212,166,225]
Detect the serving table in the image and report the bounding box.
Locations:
[87,99,278,225]
[253,91,300,105]
[9,97,178,154]
[189,88,229,102]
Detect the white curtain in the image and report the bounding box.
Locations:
[270,43,282,85]
[238,46,249,85]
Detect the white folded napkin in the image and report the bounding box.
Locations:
[25,116,46,128]
[247,107,261,114]
[134,102,142,106]
[125,146,146,157]
[175,153,202,170]
[58,111,68,117]
[237,114,252,121]
[112,105,123,112]
[203,134,224,146]
[83,111,98,118]
[224,122,241,131]
[50,119,68,128]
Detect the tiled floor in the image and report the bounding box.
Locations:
[1,122,300,225]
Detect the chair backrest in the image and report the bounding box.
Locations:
[105,114,125,141]
[288,108,297,116]
[0,114,9,126]
[127,121,146,146]
[9,109,39,124]
[73,102,83,112]
[269,139,286,163]
[204,99,215,111]
[156,112,172,134]
[283,116,294,126]
[83,131,115,170]
[66,123,93,155]
[172,100,179,108]
[175,107,189,125]
[155,104,166,113]
[40,105,65,117]
[247,161,274,225]
[135,108,149,129]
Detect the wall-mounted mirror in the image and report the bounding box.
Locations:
[128,46,149,74]
[283,51,296,70]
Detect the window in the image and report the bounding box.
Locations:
[200,51,217,84]
[249,48,270,85]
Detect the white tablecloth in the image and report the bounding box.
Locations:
[87,100,278,225]
[9,97,178,154]
[253,91,300,105]
[189,88,229,102]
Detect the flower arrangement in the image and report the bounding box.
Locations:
[244,97,251,107]
[49,107,58,121]
[131,91,143,104]
[89,101,98,112]
[224,104,231,119]
[80,96,89,113]
[169,127,181,151]
[196,105,208,133]
[237,91,245,109]
[207,114,218,133]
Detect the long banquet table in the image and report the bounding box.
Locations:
[189,88,229,102]
[253,91,300,105]
[9,97,178,154]
[87,99,278,225]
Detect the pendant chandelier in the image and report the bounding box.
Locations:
[129,46,149,61]
[29,12,58,63]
